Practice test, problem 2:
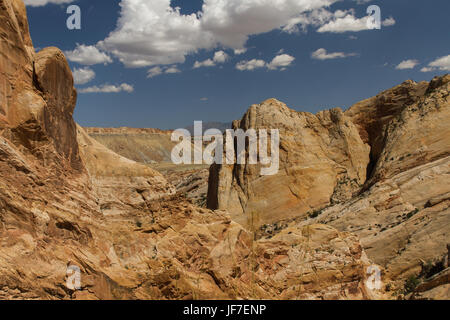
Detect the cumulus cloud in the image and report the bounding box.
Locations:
[194,50,229,68]
[420,54,450,72]
[193,59,216,69]
[420,67,433,73]
[236,54,295,71]
[311,48,357,60]
[282,8,335,33]
[395,59,419,70]
[78,83,134,94]
[24,0,74,6]
[213,51,229,64]
[382,17,396,27]
[72,67,95,85]
[234,48,247,55]
[165,66,181,74]
[267,54,295,70]
[65,45,112,66]
[317,9,396,33]
[147,67,163,78]
[91,0,340,68]
[147,66,181,78]
[65,0,396,70]
[428,55,450,71]
[236,59,267,71]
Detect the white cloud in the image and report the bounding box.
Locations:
[395,59,419,70]
[317,10,396,33]
[67,1,396,69]
[267,54,295,70]
[147,67,163,78]
[420,67,433,73]
[282,8,335,33]
[72,67,95,85]
[236,59,267,71]
[194,50,229,68]
[213,51,229,64]
[24,0,74,6]
[200,97,208,101]
[147,66,181,78]
[236,54,295,71]
[428,54,450,71]
[234,48,247,55]
[165,66,181,74]
[78,83,134,94]
[65,45,112,66]
[382,17,396,27]
[92,0,340,68]
[420,54,450,72]
[193,59,215,69]
[311,48,357,60]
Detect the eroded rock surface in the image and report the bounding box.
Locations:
[0,0,374,300]
[301,77,450,287]
[208,98,370,229]
[207,76,449,298]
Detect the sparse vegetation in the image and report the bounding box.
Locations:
[403,275,421,294]
[420,260,446,280]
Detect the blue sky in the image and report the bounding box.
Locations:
[25,0,450,130]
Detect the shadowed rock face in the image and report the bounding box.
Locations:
[345,80,429,181]
[0,0,375,300]
[311,76,450,283]
[1,0,81,172]
[35,47,81,170]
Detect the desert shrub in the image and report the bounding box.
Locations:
[420,260,446,279]
[404,275,420,294]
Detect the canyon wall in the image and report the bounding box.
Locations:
[0,0,375,300]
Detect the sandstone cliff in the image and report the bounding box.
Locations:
[207,76,450,297]
[0,0,374,300]
[207,98,370,228]
[302,75,450,291]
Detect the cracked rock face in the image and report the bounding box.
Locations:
[207,76,450,297]
[302,76,450,287]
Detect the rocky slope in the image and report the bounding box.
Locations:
[207,76,450,297]
[302,75,450,292]
[85,127,210,205]
[0,0,375,300]
[85,127,176,164]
